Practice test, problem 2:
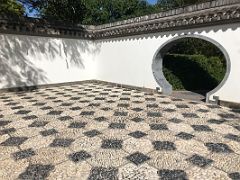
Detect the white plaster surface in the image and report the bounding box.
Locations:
[0,34,98,88]
[96,23,240,103]
[0,23,240,103]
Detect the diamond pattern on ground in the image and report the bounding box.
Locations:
[182,113,199,118]
[114,111,128,116]
[80,111,95,116]
[58,116,73,121]
[128,131,147,139]
[84,130,102,137]
[153,141,176,151]
[47,111,62,115]
[224,134,240,142]
[101,139,123,149]
[186,154,213,168]
[50,138,74,147]
[192,125,212,132]
[228,172,240,180]
[147,112,162,117]
[0,121,11,126]
[158,169,188,180]
[12,148,36,160]
[68,122,87,129]
[23,115,38,120]
[40,129,58,137]
[126,152,151,165]
[0,82,239,179]
[18,164,54,179]
[0,128,16,135]
[88,167,118,180]
[150,124,168,131]
[1,137,28,146]
[109,123,126,129]
[29,121,48,127]
[131,117,144,123]
[168,118,183,124]
[176,132,195,140]
[69,151,91,163]
[205,143,234,153]
[132,108,143,112]
[94,116,108,122]
[207,119,226,124]
[15,110,31,115]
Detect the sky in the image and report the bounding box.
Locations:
[147,0,158,4]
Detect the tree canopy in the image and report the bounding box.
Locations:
[156,0,209,10]
[11,0,210,24]
[0,0,24,16]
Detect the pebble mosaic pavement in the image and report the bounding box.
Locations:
[0,82,240,180]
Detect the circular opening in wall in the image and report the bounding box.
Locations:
[153,36,229,102]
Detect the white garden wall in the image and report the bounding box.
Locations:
[96,23,240,103]
[0,22,240,104]
[0,34,98,89]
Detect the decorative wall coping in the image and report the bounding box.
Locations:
[0,0,239,39]
[0,15,93,39]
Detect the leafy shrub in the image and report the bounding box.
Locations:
[163,54,226,91]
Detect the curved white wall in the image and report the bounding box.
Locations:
[1,23,240,104]
[96,23,240,104]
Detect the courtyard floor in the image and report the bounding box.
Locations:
[0,82,240,180]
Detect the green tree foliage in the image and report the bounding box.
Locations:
[0,0,24,16]
[20,0,156,24]
[41,0,87,23]
[17,0,87,22]
[163,54,226,91]
[156,0,210,10]
[19,0,216,24]
[20,0,214,24]
[168,38,224,58]
[163,38,226,91]
[82,0,156,25]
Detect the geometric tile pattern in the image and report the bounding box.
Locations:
[84,130,102,137]
[88,167,118,180]
[101,139,123,149]
[186,154,213,168]
[69,151,91,163]
[0,82,240,179]
[126,152,151,165]
[49,138,74,147]
[158,169,188,180]
[153,141,176,151]
[12,148,36,160]
[191,125,212,132]
[228,172,240,180]
[128,131,147,139]
[205,143,234,153]
[40,129,58,137]
[1,137,28,146]
[176,132,195,140]
[18,164,55,179]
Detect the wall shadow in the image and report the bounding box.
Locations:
[0,34,100,90]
